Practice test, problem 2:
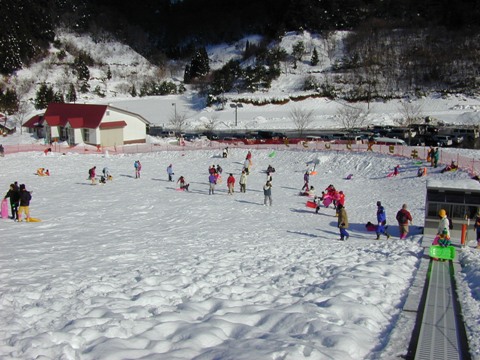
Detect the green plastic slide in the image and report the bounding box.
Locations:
[429,245,456,260]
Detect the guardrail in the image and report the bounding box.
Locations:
[2,140,480,176]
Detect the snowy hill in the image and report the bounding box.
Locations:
[2,29,480,141]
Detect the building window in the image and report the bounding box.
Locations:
[82,128,90,143]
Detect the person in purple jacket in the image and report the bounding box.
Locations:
[375,201,390,240]
[208,173,217,195]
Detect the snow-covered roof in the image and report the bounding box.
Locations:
[427,179,480,192]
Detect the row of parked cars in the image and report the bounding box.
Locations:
[150,125,478,148]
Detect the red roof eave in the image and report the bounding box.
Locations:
[99,121,127,129]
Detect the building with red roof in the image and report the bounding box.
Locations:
[23,103,150,146]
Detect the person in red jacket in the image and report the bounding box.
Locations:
[396,203,413,239]
[227,173,235,195]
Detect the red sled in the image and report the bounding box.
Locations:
[306,201,317,209]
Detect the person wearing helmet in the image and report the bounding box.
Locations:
[437,209,451,240]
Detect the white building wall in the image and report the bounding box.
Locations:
[104,109,147,142]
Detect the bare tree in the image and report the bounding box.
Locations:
[396,100,423,145]
[13,101,33,134]
[289,107,314,136]
[396,100,423,127]
[169,111,189,134]
[336,104,369,131]
[203,114,219,133]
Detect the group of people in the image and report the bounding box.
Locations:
[427,147,440,168]
[3,182,33,222]
[88,166,113,184]
[333,199,413,241]
[36,168,50,176]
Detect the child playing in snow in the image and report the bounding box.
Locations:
[177,176,190,191]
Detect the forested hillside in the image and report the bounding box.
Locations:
[0,0,479,116]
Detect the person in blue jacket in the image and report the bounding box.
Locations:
[167,164,174,182]
[376,201,391,240]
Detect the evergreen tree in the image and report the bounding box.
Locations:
[34,83,55,110]
[66,83,77,103]
[311,47,319,66]
[292,41,305,68]
[130,84,137,97]
[79,81,90,94]
[184,64,192,84]
[189,47,210,80]
[106,66,112,80]
[53,91,64,103]
[73,56,90,82]
[0,88,19,115]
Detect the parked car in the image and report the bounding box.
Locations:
[202,132,219,140]
[433,135,453,147]
[159,130,176,138]
[183,133,201,141]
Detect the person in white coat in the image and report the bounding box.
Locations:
[437,209,451,239]
[239,170,247,193]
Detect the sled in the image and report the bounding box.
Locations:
[365,222,376,231]
[268,151,276,158]
[306,201,317,209]
[323,195,333,208]
[386,171,395,178]
[176,188,185,191]
[1,198,9,219]
[310,171,318,176]
[346,174,353,180]
[413,160,423,166]
[27,217,41,222]
[429,245,455,260]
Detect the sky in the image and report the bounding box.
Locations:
[1,29,480,360]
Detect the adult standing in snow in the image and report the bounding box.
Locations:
[302,171,310,191]
[89,166,96,184]
[227,173,235,195]
[263,181,272,206]
[266,171,273,183]
[4,183,20,220]
[337,203,349,240]
[239,170,247,193]
[167,164,174,182]
[243,158,251,175]
[433,148,440,168]
[246,151,252,164]
[17,184,32,222]
[208,173,217,195]
[436,209,450,239]
[375,201,390,240]
[134,160,142,178]
[474,209,480,249]
[396,204,413,239]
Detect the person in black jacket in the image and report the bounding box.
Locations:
[4,183,20,220]
[18,184,32,222]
